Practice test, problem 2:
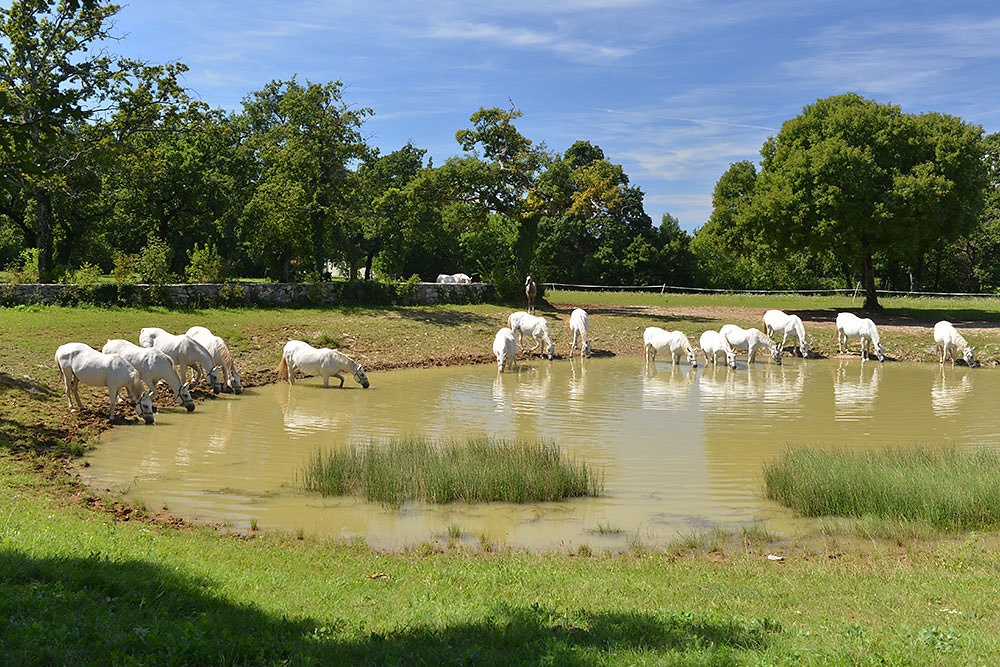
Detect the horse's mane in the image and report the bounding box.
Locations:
[218,339,234,371]
[952,329,969,349]
[330,348,359,371]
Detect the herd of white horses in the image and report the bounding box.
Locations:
[55,327,369,425]
[493,307,981,375]
[53,300,981,425]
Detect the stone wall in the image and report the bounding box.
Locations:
[0,281,495,308]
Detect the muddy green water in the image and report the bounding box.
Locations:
[81,357,999,550]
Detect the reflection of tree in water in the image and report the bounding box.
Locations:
[931,368,974,417]
[833,360,882,417]
[642,363,695,411]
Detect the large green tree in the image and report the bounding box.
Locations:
[236,78,370,281]
[0,0,185,279]
[746,93,986,309]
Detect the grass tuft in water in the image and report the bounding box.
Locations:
[300,435,603,505]
[764,445,1000,530]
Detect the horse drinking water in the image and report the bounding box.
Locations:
[643,327,697,368]
[493,327,517,373]
[276,340,370,388]
[101,339,195,411]
[762,310,809,357]
[139,327,223,393]
[55,343,154,424]
[507,311,554,360]
[836,312,885,362]
[568,308,592,358]
[933,320,979,368]
[720,325,782,365]
[185,326,243,394]
[699,330,738,369]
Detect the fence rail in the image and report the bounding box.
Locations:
[541,282,1000,298]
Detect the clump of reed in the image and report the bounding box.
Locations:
[763,446,1000,530]
[300,435,603,505]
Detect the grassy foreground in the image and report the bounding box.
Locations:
[5,453,1000,664]
[300,436,603,505]
[4,296,1000,662]
[764,446,1000,530]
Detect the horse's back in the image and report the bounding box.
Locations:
[934,320,956,345]
[570,308,588,331]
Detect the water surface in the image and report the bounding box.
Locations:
[81,357,999,550]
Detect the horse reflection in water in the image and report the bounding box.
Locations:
[567,356,593,406]
[642,362,696,411]
[833,359,882,419]
[931,368,974,418]
[697,363,805,411]
[276,382,356,439]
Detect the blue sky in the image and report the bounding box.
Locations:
[110,1,1000,232]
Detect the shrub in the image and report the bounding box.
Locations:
[111,253,137,287]
[8,248,40,284]
[185,243,229,283]
[135,237,172,285]
[66,262,102,286]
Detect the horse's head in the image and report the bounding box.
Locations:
[496,349,507,373]
[582,338,592,358]
[874,341,886,363]
[770,344,783,365]
[726,349,737,369]
[354,365,370,389]
[545,339,554,361]
[135,391,155,425]
[964,346,980,368]
[799,338,810,358]
[207,366,223,394]
[230,369,244,394]
[687,347,698,368]
[177,382,195,412]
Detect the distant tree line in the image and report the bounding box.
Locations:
[0,3,996,308]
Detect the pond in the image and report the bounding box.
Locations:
[80,357,999,551]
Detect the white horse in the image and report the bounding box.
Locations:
[643,327,697,368]
[185,326,243,394]
[101,339,195,411]
[276,340,370,388]
[525,275,537,313]
[699,330,738,369]
[493,327,517,373]
[568,308,591,358]
[762,310,810,358]
[55,343,155,424]
[836,312,885,362]
[507,312,554,359]
[139,327,223,393]
[720,324,782,365]
[453,273,472,284]
[933,320,979,368]
[436,274,458,284]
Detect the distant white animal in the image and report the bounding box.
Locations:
[699,330,738,369]
[55,343,154,424]
[452,273,471,284]
[139,327,223,393]
[762,310,810,358]
[933,320,979,368]
[185,326,243,394]
[101,339,195,411]
[643,327,697,368]
[492,327,517,373]
[720,324,782,365]
[435,274,458,284]
[525,275,537,313]
[507,312,554,360]
[276,340,370,388]
[836,312,885,362]
[568,308,592,358]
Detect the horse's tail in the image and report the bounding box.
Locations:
[276,355,288,380]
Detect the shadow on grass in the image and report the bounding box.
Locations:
[0,551,776,664]
[391,306,496,327]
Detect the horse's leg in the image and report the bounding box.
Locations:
[322,374,329,388]
[70,375,85,412]
[287,358,295,385]
[529,334,541,353]
[333,372,345,388]
[107,387,117,422]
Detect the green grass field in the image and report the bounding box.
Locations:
[4,295,1000,663]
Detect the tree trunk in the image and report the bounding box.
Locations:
[862,250,880,311]
[279,242,292,282]
[34,186,54,281]
[908,268,920,294]
[364,252,373,281]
